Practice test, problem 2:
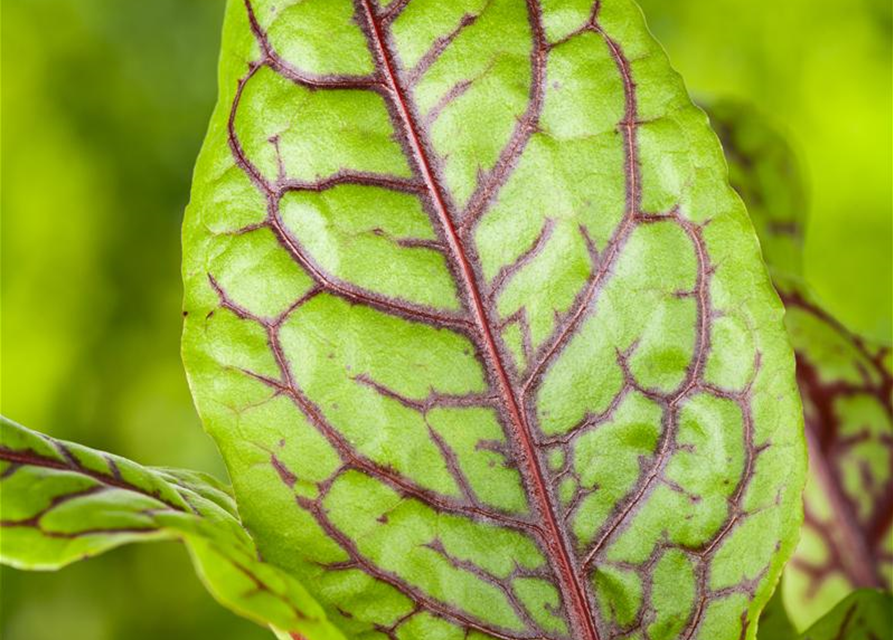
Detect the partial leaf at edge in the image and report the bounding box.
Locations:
[758,588,892,640]
[182,2,806,639]
[0,416,344,640]
[708,101,807,279]
[798,590,892,640]
[711,102,893,631]
[756,585,797,640]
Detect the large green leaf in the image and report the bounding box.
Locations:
[0,416,343,639]
[182,1,806,638]
[711,102,893,631]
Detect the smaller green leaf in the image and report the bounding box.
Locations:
[709,101,807,278]
[798,590,892,640]
[0,415,343,640]
[758,588,892,640]
[757,585,797,640]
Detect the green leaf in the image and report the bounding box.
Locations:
[756,585,796,640]
[798,590,892,640]
[711,102,893,631]
[182,1,806,638]
[709,102,807,279]
[0,416,343,640]
[758,588,892,640]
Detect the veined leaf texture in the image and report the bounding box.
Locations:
[181,1,806,639]
[0,417,344,639]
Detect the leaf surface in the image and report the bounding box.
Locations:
[0,416,343,639]
[797,590,892,640]
[755,586,797,640]
[711,102,893,631]
[757,589,892,640]
[182,3,806,639]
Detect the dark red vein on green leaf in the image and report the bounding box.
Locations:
[298,471,534,640]
[406,10,482,86]
[379,0,411,25]
[521,16,641,397]
[424,537,543,631]
[796,356,887,589]
[209,277,537,535]
[216,0,783,636]
[457,4,547,235]
[244,2,379,92]
[353,1,601,638]
[224,49,474,334]
[0,446,188,514]
[778,289,891,589]
[487,217,556,301]
[580,213,716,569]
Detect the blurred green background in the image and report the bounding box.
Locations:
[638,0,892,341]
[0,0,889,639]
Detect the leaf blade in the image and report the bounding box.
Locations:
[183,2,807,638]
[0,416,344,639]
[757,588,892,640]
[798,590,892,640]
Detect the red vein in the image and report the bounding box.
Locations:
[224,41,473,336]
[580,213,716,570]
[782,290,891,587]
[244,0,379,91]
[799,368,885,589]
[0,447,188,514]
[279,170,424,196]
[379,0,412,25]
[457,10,548,235]
[522,20,643,398]
[407,11,482,86]
[209,279,536,535]
[487,217,556,301]
[267,208,474,332]
[354,2,600,638]
[299,475,535,640]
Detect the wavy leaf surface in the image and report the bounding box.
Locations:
[711,102,893,631]
[182,3,806,639]
[0,416,343,639]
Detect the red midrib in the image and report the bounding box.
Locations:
[357,2,599,639]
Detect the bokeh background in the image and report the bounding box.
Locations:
[1,0,890,638]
